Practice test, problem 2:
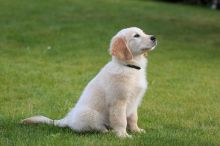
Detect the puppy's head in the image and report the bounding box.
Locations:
[109,27,157,61]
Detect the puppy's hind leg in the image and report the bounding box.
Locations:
[68,108,108,133]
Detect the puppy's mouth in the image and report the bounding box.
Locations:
[141,41,157,52]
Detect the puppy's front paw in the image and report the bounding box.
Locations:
[131,127,145,133]
[137,128,145,133]
[116,131,132,139]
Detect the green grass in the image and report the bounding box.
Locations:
[0,0,220,145]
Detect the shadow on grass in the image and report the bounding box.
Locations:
[0,117,218,145]
[0,117,114,138]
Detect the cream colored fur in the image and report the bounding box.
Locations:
[21,27,157,138]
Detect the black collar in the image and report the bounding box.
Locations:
[125,64,141,70]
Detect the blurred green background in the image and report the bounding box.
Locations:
[157,0,220,9]
[0,0,220,145]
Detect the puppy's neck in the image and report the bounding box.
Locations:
[112,55,147,69]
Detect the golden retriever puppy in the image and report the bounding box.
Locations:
[22,27,157,138]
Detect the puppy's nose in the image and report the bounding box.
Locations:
[150,36,156,42]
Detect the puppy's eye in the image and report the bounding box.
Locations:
[134,34,140,38]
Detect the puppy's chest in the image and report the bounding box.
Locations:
[127,73,147,98]
[126,73,147,114]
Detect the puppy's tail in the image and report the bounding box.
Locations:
[21,115,67,127]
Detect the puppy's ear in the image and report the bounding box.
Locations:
[110,37,133,61]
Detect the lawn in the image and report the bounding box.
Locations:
[0,0,220,145]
